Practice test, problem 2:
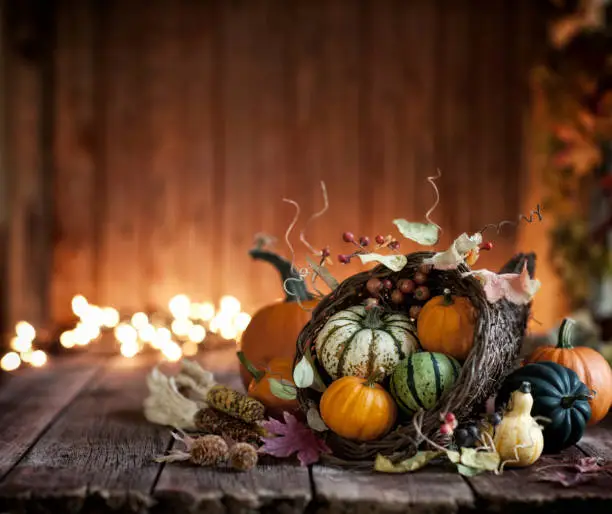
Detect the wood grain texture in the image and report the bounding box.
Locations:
[2,0,545,330]
[311,466,474,514]
[0,356,168,513]
[577,415,612,462]
[0,356,100,479]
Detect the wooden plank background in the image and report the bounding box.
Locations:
[1,0,546,334]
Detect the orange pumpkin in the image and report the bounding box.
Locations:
[239,247,318,388]
[417,288,476,360]
[526,318,612,425]
[237,351,299,418]
[320,372,397,441]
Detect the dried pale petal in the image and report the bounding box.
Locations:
[306,406,328,432]
[357,253,407,272]
[392,219,440,246]
[374,451,443,473]
[454,232,482,254]
[268,378,298,400]
[460,448,500,471]
[293,356,315,389]
[423,244,464,270]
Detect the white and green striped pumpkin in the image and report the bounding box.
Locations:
[315,305,418,381]
[390,351,461,416]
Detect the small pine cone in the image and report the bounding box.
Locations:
[190,435,229,466]
[229,442,258,471]
[206,385,265,423]
[194,408,263,446]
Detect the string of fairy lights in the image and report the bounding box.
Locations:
[0,294,251,372]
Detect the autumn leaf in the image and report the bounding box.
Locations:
[463,262,541,305]
[374,451,444,473]
[460,448,500,471]
[423,233,483,270]
[259,412,331,466]
[357,253,407,272]
[393,219,440,246]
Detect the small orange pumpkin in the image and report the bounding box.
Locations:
[417,288,476,360]
[526,318,612,425]
[239,247,318,388]
[320,371,397,441]
[237,351,299,418]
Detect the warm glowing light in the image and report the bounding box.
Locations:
[10,336,32,353]
[220,295,241,316]
[101,307,120,328]
[15,321,36,341]
[210,313,232,334]
[79,305,103,327]
[151,327,172,350]
[220,325,238,341]
[1,352,21,371]
[197,302,216,321]
[20,350,33,363]
[169,294,191,319]
[79,322,101,342]
[120,340,139,358]
[182,340,199,357]
[114,323,137,345]
[131,312,149,330]
[60,330,76,348]
[161,341,182,362]
[189,303,201,320]
[73,324,93,345]
[30,350,47,367]
[234,312,252,332]
[171,318,192,337]
[139,324,156,343]
[71,295,89,317]
[188,324,206,343]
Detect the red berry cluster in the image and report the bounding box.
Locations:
[439,412,457,436]
[337,232,400,264]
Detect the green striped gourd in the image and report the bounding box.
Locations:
[390,352,461,415]
[315,305,418,382]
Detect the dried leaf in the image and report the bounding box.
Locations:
[268,378,298,400]
[306,255,339,291]
[357,253,407,272]
[537,470,594,487]
[306,406,328,432]
[574,457,603,473]
[393,219,440,246]
[259,412,331,466]
[303,349,327,392]
[463,262,541,305]
[423,233,482,270]
[293,356,314,389]
[446,451,461,464]
[456,464,485,477]
[374,451,443,473]
[460,448,500,471]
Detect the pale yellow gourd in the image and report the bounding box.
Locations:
[494,381,544,468]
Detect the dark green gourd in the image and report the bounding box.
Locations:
[495,361,591,453]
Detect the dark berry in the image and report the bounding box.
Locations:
[375,235,385,245]
[388,240,400,250]
[342,232,355,243]
[454,428,469,447]
[382,279,393,290]
[337,254,351,264]
[321,246,331,258]
[489,412,502,426]
[414,271,428,284]
[359,236,370,247]
[391,290,404,304]
[414,285,430,301]
[409,305,421,319]
[366,278,383,296]
[467,425,480,441]
[398,279,415,294]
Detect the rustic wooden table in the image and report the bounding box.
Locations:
[0,348,611,514]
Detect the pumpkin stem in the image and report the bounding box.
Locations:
[365,367,385,387]
[249,247,314,303]
[561,392,593,408]
[442,288,454,306]
[557,318,576,350]
[236,351,265,383]
[362,305,384,329]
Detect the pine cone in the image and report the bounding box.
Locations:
[229,442,258,471]
[190,435,229,466]
[194,408,263,446]
[206,385,265,423]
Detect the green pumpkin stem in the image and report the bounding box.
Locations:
[365,367,385,387]
[557,318,576,350]
[561,391,593,409]
[236,351,265,383]
[442,288,454,306]
[249,247,314,303]
[362,305,384,329]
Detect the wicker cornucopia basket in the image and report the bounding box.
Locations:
[294,251,535,469]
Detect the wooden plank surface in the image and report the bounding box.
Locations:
[577,415,612,462]
[311,467,474,514]
[0,356,168,513]
[0,356,101,479]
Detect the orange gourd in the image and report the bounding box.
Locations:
[526,318,612,425]
[417,288,476,360]
[239,247,318,388]
[237,351,299,418]
[320,371,397,441]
